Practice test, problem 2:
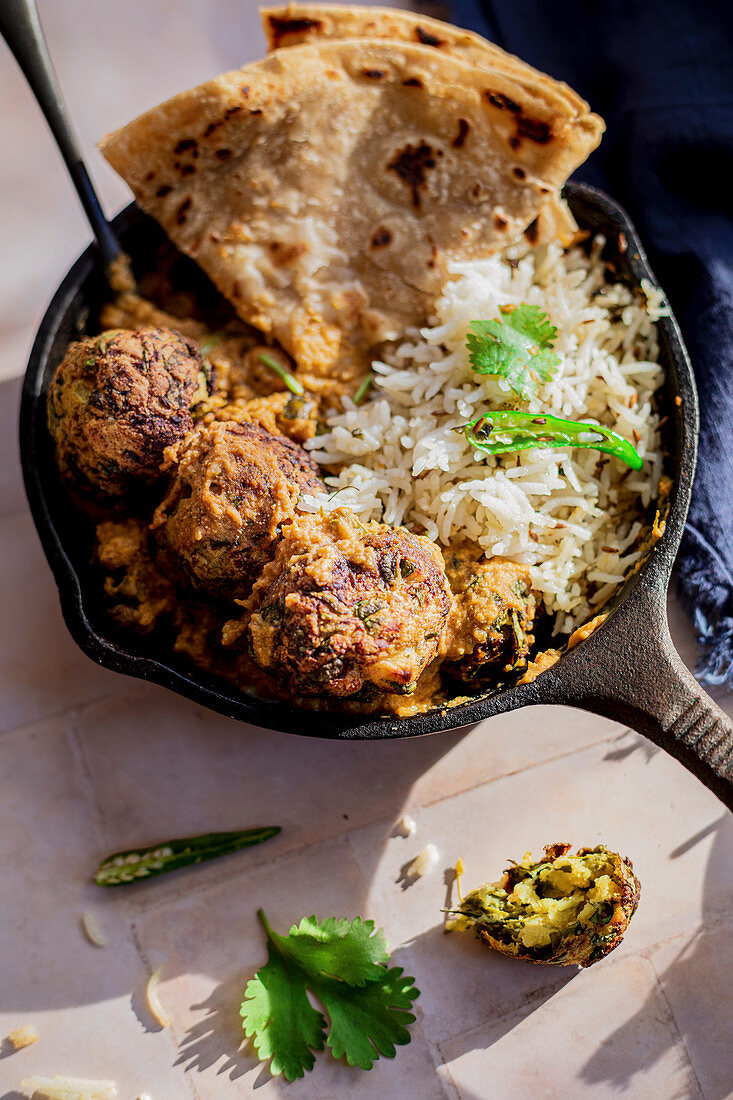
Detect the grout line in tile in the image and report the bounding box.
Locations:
[420,1024,463,1100]
[128,918,202,1100]
[651,974,705,1099]
[66,704,122,851]
[645,924,722,1100]
[0,500,28,522]
[0,687,122,743]
[409,913,731,1053]
[432,948,697,1095]
[128,829,372,921]
[409,723,635,815]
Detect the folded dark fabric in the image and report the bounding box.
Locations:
[451,0,733,686]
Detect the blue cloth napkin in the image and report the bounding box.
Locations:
[451,0,733,686]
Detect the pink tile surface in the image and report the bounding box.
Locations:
[0,718,194,1099]
[346,734,733,1047]
[132,837,450,1099]
[0,511,117,733]
[437,955,703,1099]
[1,2,731,1097]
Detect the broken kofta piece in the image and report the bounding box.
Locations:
[47,327,208,496]
[443,548,540,683]
[152,419,324,600]
[241,508,453,697]
[452,844,640,967]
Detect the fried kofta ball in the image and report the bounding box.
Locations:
[443,549,541,684]
[452,844,640,967]
[47,327,208,496]
[152,419,324,600]
[242,508,453,697]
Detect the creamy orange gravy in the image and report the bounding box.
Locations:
[92,265,552,715]
[85,255,662,715]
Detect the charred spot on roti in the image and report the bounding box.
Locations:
[215,148,233,160]
[269,240,310,265]
[202,104,243,140]
[250,108,263,116]
[174,138,198,156]
[494,213,508,230]
[175,197,192,226]
[362,68,386,79]
[402,77,423,88]
[180,164,196,177]
[415,25,444,47]
[371,227,393,248]
[524,216,539,243]
[144,171,155,182]
[485,90,521,113]
[516,116,553,143]
[453,118,470,148]
[387,141,438,209]
[508,135,521,150]
[513,167,526,179]
[156,184,172,198]
[267,14,324,48]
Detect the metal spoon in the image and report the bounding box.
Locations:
[0,0,120,268]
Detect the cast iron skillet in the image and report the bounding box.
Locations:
[19,185,733,809]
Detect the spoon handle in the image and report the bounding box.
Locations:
[0,0,120,268]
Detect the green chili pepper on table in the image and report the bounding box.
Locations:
[464,410,643,471]
[94,826,281,886]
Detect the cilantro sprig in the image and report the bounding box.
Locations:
[241,910,419,1081]
[467,304,561,399]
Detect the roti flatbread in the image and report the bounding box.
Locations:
[261,4,600,246]
[261,5,590,117]
[101,38,603,379]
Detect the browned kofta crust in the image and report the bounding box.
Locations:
[47,327,207,496]
[152,419,324,600]
[443,550,540,684]
[243,509,453,697]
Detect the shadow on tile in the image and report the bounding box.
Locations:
[173,970,257,1082]
[400,922,577,1037]
[0,377,24,520]
[580,812,733,1097]
[602,728,660,765]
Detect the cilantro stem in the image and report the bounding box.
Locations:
[464,410,643,470]
[256,907,275,939]
[352,372,374,405]
[199,332,225,356]
[260,352,304,396]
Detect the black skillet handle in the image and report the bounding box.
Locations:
[0,0,120,267]
[545,578,733,810]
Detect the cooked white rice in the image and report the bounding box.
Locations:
[301,237,667,634]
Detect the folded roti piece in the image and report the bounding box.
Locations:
[101,39,603,381]
[261,4,590,117]
[261,4,600,246]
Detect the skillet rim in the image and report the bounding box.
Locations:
[18,182,699,739]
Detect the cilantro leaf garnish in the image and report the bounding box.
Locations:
[240,909,419,1080]
[466,304,561,399]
